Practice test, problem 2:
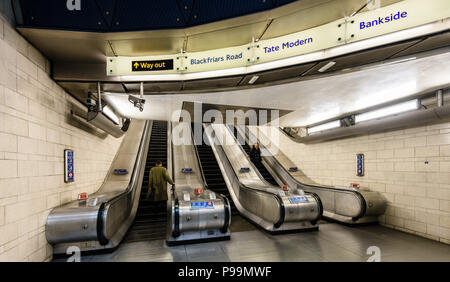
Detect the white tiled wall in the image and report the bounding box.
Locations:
[0,17,123,261]
[263,125,450,244]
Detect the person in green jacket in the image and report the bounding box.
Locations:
[146,160,175,202]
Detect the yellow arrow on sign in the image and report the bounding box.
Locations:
[133,62,139,69]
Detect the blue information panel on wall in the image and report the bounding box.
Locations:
[357,154,364,176]
[190,201,214,209]
[64,149,74,183]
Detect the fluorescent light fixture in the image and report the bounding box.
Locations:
[307,120,341,134]
[102,105,120,125]
[355,99,420,123]
[318,61,336,72]
[248,75,259,84]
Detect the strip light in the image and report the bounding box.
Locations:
[102,105,120,125]
[355,99,420,123]
[307,120,341,134]
[248,75,259,84]
[318,61,336,72]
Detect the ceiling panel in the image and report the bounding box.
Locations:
[239,63,316,86]
[391,32,450,58]
[358,0,404,13]
[103,51,450,126]
[182,76,243,91]
[58,82,124,104]
[125,82,183,93]
[302,39,422,75]
[17,29,112,63]
[262,0,366,40]
[185,20,269,52]
[181,101,293,124]
[109,36,185,56]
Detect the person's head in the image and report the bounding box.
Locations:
[253,143,259,149]
[155,160,163,167]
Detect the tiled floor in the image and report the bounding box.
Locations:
[53,223,450,262]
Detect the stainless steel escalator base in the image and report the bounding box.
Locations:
[167,233,231,246]
[242,125,387,226]
[322,212,380,225]
[166,122,231,245]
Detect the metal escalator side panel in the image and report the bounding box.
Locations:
[45,120,150,248]
[203,123,286,230]
[168,122,230,242]
[46,204,100,244]
[359,190,387,217]
[233,125,321,226]
[100,120,152,244]
[246,125,387,223]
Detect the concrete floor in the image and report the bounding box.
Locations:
[54,222,450,262]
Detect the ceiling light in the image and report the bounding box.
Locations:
[355,99,420,123]
[248,75,259,84]
[307,120,341,134]
[318,61,336,72]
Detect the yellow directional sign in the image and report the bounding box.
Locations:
[131,59,174,71]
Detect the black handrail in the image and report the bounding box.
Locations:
[307,192,323,225]
[228,124,278,188]
[169,122,181,237]
[220,194,231,233]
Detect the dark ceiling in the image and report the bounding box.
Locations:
[15,0,299,32]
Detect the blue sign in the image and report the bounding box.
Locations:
[289,167,298,172]
[190,201,214,209]
[114,169,128,175]
[359,11,407,30]
[289,196,309,204]
[64,149,74,182]
[262,37,313,54]
[357,154,364,176]
[240,167,250,172]
[181,168,193,173]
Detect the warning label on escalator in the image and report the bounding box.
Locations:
[131,59,174,71]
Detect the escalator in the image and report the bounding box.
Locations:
[202,123,322,233]
[124,121,168,243]
[192,123,238,216]
[242,125,387,224]
[231,126,278,186]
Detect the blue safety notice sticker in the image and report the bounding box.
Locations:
[190,201,214,209]
[289,196,309,203]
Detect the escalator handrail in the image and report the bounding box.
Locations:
[205,123,285,228]
[190,123,209,190]
[228,125,280,188]
[97,120,152,243]
[101,121,152,205]
[191,123,231,232]
[248,126,367,220]
[169,122,181,237]
[233,126,323,225]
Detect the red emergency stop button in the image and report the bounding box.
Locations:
[78,192,88,200]
[194,188,203,195]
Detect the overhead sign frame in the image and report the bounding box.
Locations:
[106,0,450,77]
